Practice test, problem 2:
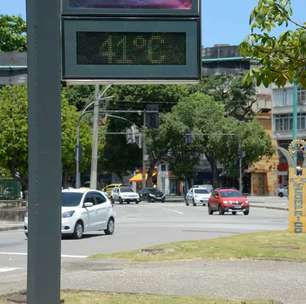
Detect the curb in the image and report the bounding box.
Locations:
[250,204,288,211]
[0,224,23,232]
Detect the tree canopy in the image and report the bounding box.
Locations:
[0,15,27,52]
[241,0,306,87]
[147,93,273,187]
[0,85,92,188]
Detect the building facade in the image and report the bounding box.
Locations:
[272,85,306,187]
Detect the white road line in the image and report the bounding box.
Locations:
[0,267,21,273]
[162,208,184,215]
[0,252,88,259]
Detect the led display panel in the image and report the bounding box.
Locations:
[62,19,200,83]
[62,0,199,16]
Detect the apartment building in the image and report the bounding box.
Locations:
[272,86,306,187]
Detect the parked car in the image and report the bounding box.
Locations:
[277,186,288,197]
[112,186,140,204]
[103,183,122,198]
[24,188,115,239]
[208,188,249,215]
[139,187,166,202]
[185,187,211,206]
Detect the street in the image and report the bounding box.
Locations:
[0,202,288,298]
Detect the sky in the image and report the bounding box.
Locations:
[0,0,305,47]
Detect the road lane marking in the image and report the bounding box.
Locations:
[0,252,88,259]
[162,208,184,215]
[0,267,21,273]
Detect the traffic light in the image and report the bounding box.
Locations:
[145,104,159,129]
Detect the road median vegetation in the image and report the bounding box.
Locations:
[0,291,280,304]
[91,231,306,262]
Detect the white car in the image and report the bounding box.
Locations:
[24,188,115,239]
[278,186,288,197]
[111,186,140,204]
[185,187,211,206]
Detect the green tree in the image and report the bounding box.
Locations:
[147,93,272,187]
[191,75,257,121]
[240,0,306,87]
[0,85,92,188]
[0,15,27,52]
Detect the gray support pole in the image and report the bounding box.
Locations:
[76,122,81,188]
[238,140,243,193]
[90,85,100,189]
[142,112,147,189]
[26,0,62,304]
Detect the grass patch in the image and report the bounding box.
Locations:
[0,291,278,304]
[91,231,306,262]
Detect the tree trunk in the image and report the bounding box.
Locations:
[206,154,218,188]
[146,159,157,187]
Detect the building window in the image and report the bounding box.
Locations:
[273,88,293,107]
[275,113,306,132]
[298,89,306,105]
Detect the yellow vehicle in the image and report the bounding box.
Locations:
[103,184,122,198]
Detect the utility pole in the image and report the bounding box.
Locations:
[90,85,100,189]
[89,85,112,189]
[26,0,62,303]
[238,140,243,193]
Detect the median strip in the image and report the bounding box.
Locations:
[91,231,306,262]
[0,291,280,304]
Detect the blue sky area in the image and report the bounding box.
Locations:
[0,0,305,47]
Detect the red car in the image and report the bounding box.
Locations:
[208,188,249,215]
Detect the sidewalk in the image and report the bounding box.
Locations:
[166,195,289,210]
[0,220,23,231]
[248,195,288,211]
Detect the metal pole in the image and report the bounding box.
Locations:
[142,111,147,189]
[292,85,298,141]
[26,0,61,303]
[90,85,100,189]
[76,122,81,188]
[239,141,243,193]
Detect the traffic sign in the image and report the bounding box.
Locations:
[62,18,200,83]
[62,0,200,16]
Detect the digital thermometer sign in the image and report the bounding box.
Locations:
[63,19,200,83]
[77,32,186,65]
[62,0,199,16]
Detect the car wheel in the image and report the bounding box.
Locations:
[135,201,139,204]
[208,205,213,215]
[243,210,249,216]
[104,218,115,235]
[73,221,84,239]
[278,192,284,197]
[232,211,237,215]
[218,205,225,215]
[119,198,123,204]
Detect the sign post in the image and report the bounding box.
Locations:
[26,0,62,303]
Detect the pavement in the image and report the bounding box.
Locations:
[0,195,288,232]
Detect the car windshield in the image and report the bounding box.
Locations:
[194,189,209,194]
[120,187,134,192]
[62,192,83,207]
[220,191,243,198]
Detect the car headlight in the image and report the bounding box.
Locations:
[62,211,75,218]
[223,200,229,204]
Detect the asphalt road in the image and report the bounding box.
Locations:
[0,202,290,301]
